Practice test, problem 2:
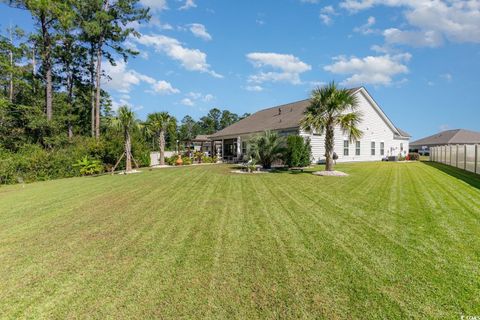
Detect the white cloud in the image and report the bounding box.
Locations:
[439,124,450,131]
[152,81,180,94]
[324,53,411,86]
[246,52,311,85]
[320,14,333,25]
[181,98,195,106]
[340,0,480,46]
[179,0,197,10]
[441,73,453,82]
[203,94,214,102]
[149,16,174,30]
[103,60,180,95]
[384,28,443,47]
[354,16,376,34]
[139,0,168,12]
[135,34,222,78]
[320,6,337,25]
[186,92,215,102]
[321,5,336,14]
[111,98,143,112]
[188,23,212,41]
[245,85,264,92]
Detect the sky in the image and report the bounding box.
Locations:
[1,0,480,140]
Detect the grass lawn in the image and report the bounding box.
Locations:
[1,162,479,319]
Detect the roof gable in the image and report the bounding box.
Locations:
[411,129,480,146]
[210,87,407,139]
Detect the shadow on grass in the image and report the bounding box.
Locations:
[423,161,480,190]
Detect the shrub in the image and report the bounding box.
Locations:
[194,151,204,163]
[285,135,312,168]
[408,153,420,161]
[201,155,213,163]
[248,131,286,169]
[165,155,177,166]
[73,156,104,176]
[182,156,192,165]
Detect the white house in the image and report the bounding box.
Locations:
[209,87,410,163]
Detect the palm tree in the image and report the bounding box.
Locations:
[110,106,139,173]
[248,130,286,169]
[300,82,363,171]
[145,112,175,166]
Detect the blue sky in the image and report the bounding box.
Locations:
[1,0,479,140]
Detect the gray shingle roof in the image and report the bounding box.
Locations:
[209,99,311,138]
[209,87,408,139]
[410,129,480,147]
[396,127,411,138]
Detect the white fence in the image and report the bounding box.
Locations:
[430,145,479,175]
[150,151,176,167]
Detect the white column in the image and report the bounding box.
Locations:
[237,136,241,158]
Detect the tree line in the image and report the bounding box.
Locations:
[0,0,247,183]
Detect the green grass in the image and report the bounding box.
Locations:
[0,162,479,319]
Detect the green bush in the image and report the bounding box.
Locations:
[182,156,192,165]
[0,144,81,184]
[201,155,214,163]
[165,155,177,166]
[73,156,104,176]
[285,135,312,168]
[194,151,203,163]
[408,153,420,161]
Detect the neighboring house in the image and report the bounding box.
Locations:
[410,129,480,155]
[209,87,410,163]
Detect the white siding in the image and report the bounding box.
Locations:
[300,90,409,163]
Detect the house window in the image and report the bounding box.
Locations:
[343,140,349,156]
[242,141,247,155]
[371,141,376,156]
[380,142,385,156]
[400,143,404,152]
[356,141,361,156]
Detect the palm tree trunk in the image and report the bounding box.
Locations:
[325,124,334,171]
[159,130,165,166]
[125,130,132,172]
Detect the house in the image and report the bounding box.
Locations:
[209,87,410,163]
[190,135,213,155]
[410,129,480,155]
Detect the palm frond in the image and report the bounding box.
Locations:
[337,112,364,142]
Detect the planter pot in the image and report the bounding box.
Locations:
[175,155,183,166]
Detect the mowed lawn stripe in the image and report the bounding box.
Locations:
[0,162,479,318]
[264,168,411,318]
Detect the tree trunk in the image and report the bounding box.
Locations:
[89,45,95,137]
[324,124,334,171]
[32,47,36,94]
[94,43,102,139]
[67,71,74,140]
[8,28,13,103]
[159,130,165,165]
[125,130,132,172]
[40,11,53,121]
[94,0,109,139]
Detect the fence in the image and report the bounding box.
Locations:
[430,145,479,175]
